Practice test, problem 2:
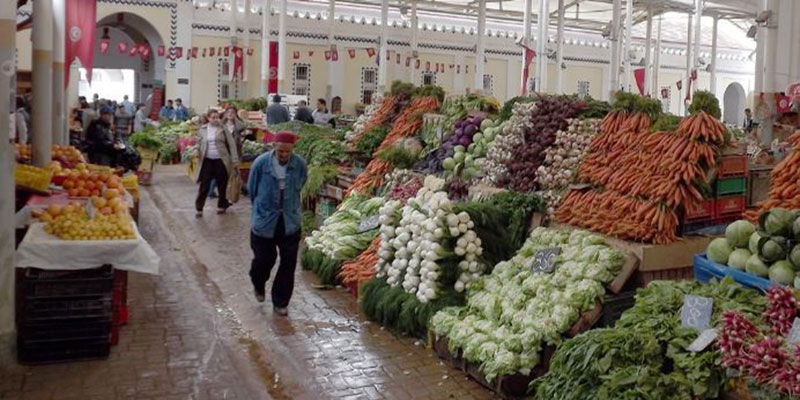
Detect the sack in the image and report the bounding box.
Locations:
[227,168,242,204]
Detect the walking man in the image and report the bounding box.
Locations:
[247,131,307,316]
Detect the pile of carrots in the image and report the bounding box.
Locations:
[351,96,399,144]
[347,96,440,195]
[338,237,380,287]
[556,111,725,243]
[745,131,800,221]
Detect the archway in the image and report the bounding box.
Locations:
[92,12,166,104]
[723,82,747,126]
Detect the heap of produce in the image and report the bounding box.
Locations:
[430,228,625,382]
[556,92,726,243]
[705,209,800,286]
[15,163,53,193]
[719,286,800,399]
[155,121,196,162]
[130,127,165,152]
[241,139,271,161]
[302,194,385,285]
[532,278,766,400]
[41,201,136,241]
[418,114,485,174]
[347,94,396,144]
[15,144,86,168]
[746,132,800,220]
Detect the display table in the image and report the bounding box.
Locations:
[16,223,160,274]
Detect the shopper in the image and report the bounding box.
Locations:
[265,94,290,125]
[114,104,133,139]
[15,96,29,144]
[85,107,116,166]
[121,95,136,116]
[293,100,314,124]
[133,104,148,133]
[174,98,190,121]
[312,98,334,127]
[247,131,307,315]
[194,109,240,217]
[160,99,175,121]
[223,106,247,157]
[743,108,755,133]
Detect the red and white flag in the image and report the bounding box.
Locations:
[157,45,165,57]
[174,47,183,58]
[366,48,376,57]
[396,54,401,64]
[324,51,332,61]
[293,51,300,59]
[191,47,198,58]
[99,39,110,55]
[308,51,314,57]
[66,0,97,85]
[405,57,410,67]
[209,47,215,57]
[348,49,356,59]
[247,48,254,56]
[331,50,339,62]
[128,46,138,57]
[224,47,230,57]
[117,42,128,54]
[661,88,669,99]
[139,44,151,60]
[233,47,244,79]
[202,48,207,57]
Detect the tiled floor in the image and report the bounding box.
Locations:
[0,165,497,400]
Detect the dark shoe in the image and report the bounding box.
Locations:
[195,210,203,218]
[273,306,288,316]
[254,288,265,303]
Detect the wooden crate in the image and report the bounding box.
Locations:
[634,265,694,286]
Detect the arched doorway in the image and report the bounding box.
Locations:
[90,12,166,105]
[723,82,747,126]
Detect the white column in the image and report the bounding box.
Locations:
[623,0,633,91]
[521,0,532,94]
[277,0,287,87]
[326,0,336,100]
[683,12,692,115]
[608,0,622,95]
[710,15,718,95]
[0,0,16,363]
[764,0,779,93]
[755,23,764,94]
[261,0,272,97]
[555,0,565,94]
[32,0,54,167]
[474,0,486,92]
[693,0,703,74]
[52,0,66,145]
[410,0,418,85]
[242,0,252,85]
[229,0,240,96]
[378,0,389,91]
[644,8,653,95]
[536,0,549,92]
[652,14,662,95]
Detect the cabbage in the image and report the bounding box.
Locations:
[443,157,456,170]
[727,249,751,270]
[749,231,764,254]
[760,207,795,236]
[480,118,495,131]
[795,275,800,289]
[454,145,465,154]
[453,151,466,163]
[745,254,769,277]
[725,220,756,248]
[770,261,796,285]
[793,216,800,241]
[758,237,788,263]
[707,238,733,264]
[791,245,800,269]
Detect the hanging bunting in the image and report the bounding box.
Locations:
[676,79,683,91]
[331,50,339,62]
[396,54,401,64]
[191,47,198,58]
[224,47,230,57]
[139,44,151,61]
[202,48,207,57]
[175,47,183,58]
[66,0,97,85]
[366,48,376,57]
[128,46,138,57]
[157,45,165,57]
[293,51,300,59]
[117,42,128,54]
[210,47,215,57]
[247,48,254,56]
[308,50,314,57]
[415,59,420,69]
[99,39,110,55]
[348,48,356,59]
[218,47,223,57]
[661,88,669,99]
[405,57,410,67]
[633,68,646,95]
[324,50,332,61]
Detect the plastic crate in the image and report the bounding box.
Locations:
[21,297,111,321]
[718,155,748,177]
[714,195,746,219]
[683,198,715,223]
[715,177,747,196]
[136,170,152,186]
[600,291,636,327]
[22,266,114,300]
[17,338,110,364]
[635,266,694,286]
[112,270,129,325]
[694,253,775,292]
[18,318,111,343]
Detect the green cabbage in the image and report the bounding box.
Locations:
[770,261,796,285]
[758,236,788,263]
[793,216,800,241]
[760,207,795,236]
[794,275,800,289]
[707,238,733,264]
[791,244,800,269]
[727,249,751,270]
[745,254,769,277]
[749,231,764,254]
[725,220,755,248]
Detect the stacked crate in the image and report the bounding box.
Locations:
[110,270,129,345]
[17,266,114,364]
[679,155,748,235]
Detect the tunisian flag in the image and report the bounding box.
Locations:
[520,46,535,95]
[633,68,646,95]
[65,0,97,86]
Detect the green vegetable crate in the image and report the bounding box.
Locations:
[714,176,747,197]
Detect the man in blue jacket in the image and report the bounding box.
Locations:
[247,131,307,316]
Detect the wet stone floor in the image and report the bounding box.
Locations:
[0,165,498,400]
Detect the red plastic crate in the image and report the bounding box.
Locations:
[718,155,748,177]
[112,271,128,326]
[110,324,119,345]
[683,198,715,222]
[714,195,746,219]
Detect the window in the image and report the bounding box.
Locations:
[361,67,378,104]
[222,60,230,78]
[577,80,590,99]
[292,64,310,96]
[422,72,436,86]
[483,74,494,96]
[221,83,230,100]
[660,86,672,113]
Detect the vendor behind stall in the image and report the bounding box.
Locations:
[85,107,117,166]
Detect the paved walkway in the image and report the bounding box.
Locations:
[1,165,497,400]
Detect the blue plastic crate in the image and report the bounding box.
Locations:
[693,253,777,292]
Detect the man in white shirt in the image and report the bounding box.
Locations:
[121,95,136,116]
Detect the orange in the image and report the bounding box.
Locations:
[85,181,96,191]
[104,189,120,200]
[91,189,100,197]
[78,188,90,197]
[68,188,79,197]
[63,180,74,189]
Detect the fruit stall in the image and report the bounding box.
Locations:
[13,150,159,364]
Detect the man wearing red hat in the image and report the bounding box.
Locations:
[247,131,307,316]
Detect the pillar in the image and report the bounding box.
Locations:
[409,0,418,85]
[326,0,336,100]
[52,0,66,145]
[474,0,486,93]
[710,15,718,95]
[261,0,272,97]
[643,8,653,95]
[623,0,633,91]
[693,0,703,74]
[761,0,779,146]
[755,22,764,95]
[32,0,54,167]
[0,0,16,363]
[609,0,622,95]
[652,15,662,97]
[535,0,548,92]
[684,12,692,115]
[378,0,389,91]
[277,0,287,88]
[520,0,532,94]
[555,0,565,94]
